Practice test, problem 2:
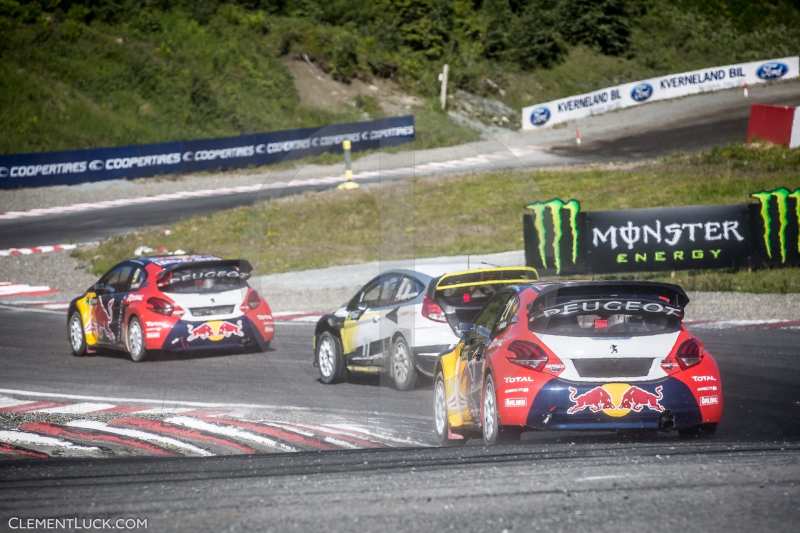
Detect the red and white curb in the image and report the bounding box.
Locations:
[0,282,57,298]
[0,241,96,257]
[0,149,539,223]
[0,390,429,459]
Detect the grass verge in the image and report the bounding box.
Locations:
[74,143,800,292]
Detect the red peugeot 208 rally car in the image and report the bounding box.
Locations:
[67,255,274,361]
[433,281,723,444]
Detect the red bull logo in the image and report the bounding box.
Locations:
[568,383,665,417]
[186,320,244,342]
[567,386,614,414]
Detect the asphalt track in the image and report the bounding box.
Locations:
[4,90,800,250]
[0,307,798,531]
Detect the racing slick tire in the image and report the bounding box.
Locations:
[68,311,87,357]
[126,316,149,363]
[316,331,347,384]
[390,334,417,391]
[482,374,522,445]
[433,369,466,446]
[678,423,718,438]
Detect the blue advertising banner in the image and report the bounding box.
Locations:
[0,115,415,189]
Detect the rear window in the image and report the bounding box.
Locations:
[529,298,682,337]
[159,266,250,294]
[437,285,500,307]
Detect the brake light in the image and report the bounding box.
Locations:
[147,297,183,317]
[506,341,548,371]
[462,292,472,303]
[241,290,262,313]
[676,338,703,369]
[661,338,704,372]
[422,294,447,322]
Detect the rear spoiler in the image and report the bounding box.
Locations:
[435,266,538,291]
[157,259,253,287]
[530,281,689,320]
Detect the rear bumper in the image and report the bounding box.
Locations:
[522,377,703,431]
[160,316,270,351]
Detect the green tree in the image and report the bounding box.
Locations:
[557,0,632,56]
[482,0,513,59]
[509,1,565,69]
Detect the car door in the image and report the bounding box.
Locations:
[342,274,401,366]
[460,292,514,419]
[95,264,133,346]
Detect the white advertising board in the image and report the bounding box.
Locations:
[521,56,800,130]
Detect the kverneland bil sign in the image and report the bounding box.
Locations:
[523,187,800,276]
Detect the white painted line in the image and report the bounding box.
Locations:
[327,423,429,447]
[323,436,359,449]
[262,421,355,448]
[39,402,116,415]
[0,304,63,315]
[0,397,34,409]
[135,407,196,416]
[0,429,102,453]
[576,474,625,482]
[165,416,297,452]
[67,420,212,456]
[0,284,53,296]
[42,303,69,310]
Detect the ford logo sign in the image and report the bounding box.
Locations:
[756,62,788,80]
[530,107,551,127]
[630,82,653,102]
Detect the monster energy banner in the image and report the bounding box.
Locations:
[584,205,751,273]
[524,188,800,276]
[751,187,800,267]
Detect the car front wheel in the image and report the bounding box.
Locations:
[317,332,346,384]
[68,311,87,356]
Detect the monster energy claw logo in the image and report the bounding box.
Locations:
[751,187,800,264]
[526,198,580,274]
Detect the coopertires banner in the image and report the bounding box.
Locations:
[0,116,415,189]
[522,56,800,130]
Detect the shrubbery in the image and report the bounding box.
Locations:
[2,0,800,152]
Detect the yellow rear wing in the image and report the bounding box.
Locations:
[435,266,539,291]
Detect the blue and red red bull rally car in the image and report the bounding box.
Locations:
[67,255,274,362]
[433,281,723,444]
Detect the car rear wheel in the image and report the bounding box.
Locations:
[390,335,417,391]
[433,370,466,446]
[317,332,346,384]
[126,316,148,362]
[482,374,522,445]
[68,312,87,356]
